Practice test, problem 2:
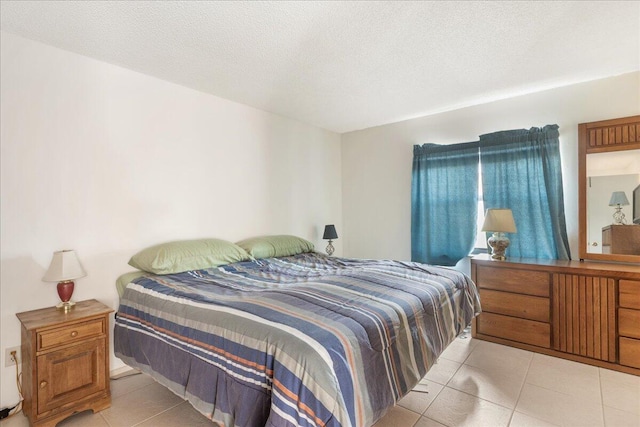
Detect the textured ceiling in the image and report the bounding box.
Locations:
[1,1,639,133]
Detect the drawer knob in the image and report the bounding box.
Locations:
[70,331,78,338]
[40,381,47,389]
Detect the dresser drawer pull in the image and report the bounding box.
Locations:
[40,381,47,389]
[70,331,78,338]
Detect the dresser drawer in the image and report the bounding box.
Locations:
[620,280,640,310]
[619,308,640,339]
[476,312,550,348]
[38,318,105,351]
[479,289,549,322]
[619,337,640,369]
[475,265,550,297]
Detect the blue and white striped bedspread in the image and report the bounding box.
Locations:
[114,253,480,427]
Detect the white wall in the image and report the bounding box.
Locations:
[0,32,342,407]
[341,72,640,264]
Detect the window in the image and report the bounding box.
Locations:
[412,124,571,264]
[473,172,487,252]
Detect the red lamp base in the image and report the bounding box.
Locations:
[56,281,76,312]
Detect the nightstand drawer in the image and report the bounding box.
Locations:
[38,318,105,351]
[475,265,550,297]
[619,308,640,339]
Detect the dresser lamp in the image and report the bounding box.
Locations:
[42,250,87,312]
[481,209,517,261]
[609,191,630,225]
[323,225,338,256]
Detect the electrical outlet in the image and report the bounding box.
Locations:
[4,346,20,367]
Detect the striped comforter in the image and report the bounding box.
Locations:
[114,253,480,427]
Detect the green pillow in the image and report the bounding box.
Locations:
[235,235,314,259]
[128,238,251,274]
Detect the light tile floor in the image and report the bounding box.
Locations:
[2,335,639,427]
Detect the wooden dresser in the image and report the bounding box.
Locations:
[471,255,640,375]
[16,300,113,427]
[602,224,640,255]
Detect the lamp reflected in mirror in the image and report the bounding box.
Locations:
[609,191,630,225]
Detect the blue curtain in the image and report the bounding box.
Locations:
[411,142,479,266]
[479,125,571,260]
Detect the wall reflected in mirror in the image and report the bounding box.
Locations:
[586,149,640,254]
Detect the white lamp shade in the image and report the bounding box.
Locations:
[481,208,517,233]
[609,191,630,206]
[42,250,87,282]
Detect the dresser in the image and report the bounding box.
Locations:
[471,255,640,375]
[16,299,113,427]
[602,224,640,255]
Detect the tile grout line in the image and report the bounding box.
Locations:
[100,411,114,427]
[439,343,538,425]
[414,338,480,427]
[106,378,186,427]
[507,351,536,427]
[414,341,510,427]
[408,338,473,427]
[130,401,187,427]
[598,368,606,427]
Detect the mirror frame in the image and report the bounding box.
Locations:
[578,115,640,263]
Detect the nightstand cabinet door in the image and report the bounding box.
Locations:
[37,338,106,415]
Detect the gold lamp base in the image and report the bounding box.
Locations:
[56,300,76,312]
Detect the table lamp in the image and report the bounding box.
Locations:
[482,209,517,260]
[323,225,338,256]
[609,191,630,225]
[42,250,87,311]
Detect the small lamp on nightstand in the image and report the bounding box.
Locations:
[42,250,86,312]
[323,225,338,256]
[482,209,517,261]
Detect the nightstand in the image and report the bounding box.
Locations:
[16,299,113,427]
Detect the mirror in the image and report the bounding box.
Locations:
[586,152,640,253]
[579,115,640,263]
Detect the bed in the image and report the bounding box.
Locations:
[114,245,480,427]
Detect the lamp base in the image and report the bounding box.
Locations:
[612,206,627,225]
[57,280,76,312]
[56,300,76,312]
[325,240,335,256]
[488,232,510,261]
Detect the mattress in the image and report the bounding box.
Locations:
[114,253,480,427]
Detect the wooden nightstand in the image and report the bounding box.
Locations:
[16,299,113,427]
